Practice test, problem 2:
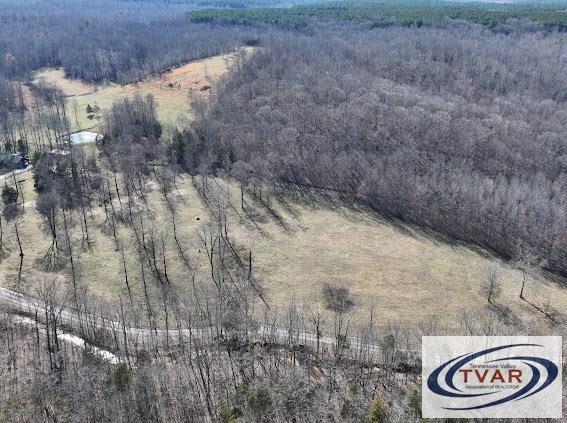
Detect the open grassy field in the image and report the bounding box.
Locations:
[31,48,255,132]
[203,180,567,327]
[2,170,565,329]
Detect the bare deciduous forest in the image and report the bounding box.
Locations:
[0,0,256,83]
[0,0,566,421]
[189,24,567,276]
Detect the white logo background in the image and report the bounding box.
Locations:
[422,336,562,418]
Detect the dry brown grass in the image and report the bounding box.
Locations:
[31,48,255,131]
[7,48,563,330]
[195,179,567,327]
[0,171,209,306]
[2,171,565,329]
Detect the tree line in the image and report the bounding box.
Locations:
[0,0,258,155]
[1,77,72,154]
[183,23,567,277]
[187,0,567,30]
[0,0,257,84]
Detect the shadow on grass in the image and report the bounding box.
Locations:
[241,181,567,291]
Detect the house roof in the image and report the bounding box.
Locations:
[59,131,103,145]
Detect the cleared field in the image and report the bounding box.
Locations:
[1,170,565,328]
[31,48,254,131]
[209,181,567,327]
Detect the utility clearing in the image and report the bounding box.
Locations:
[31,48,254,131]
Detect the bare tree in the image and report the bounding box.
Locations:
[321,283,355,355]
[515,244,542,300]
[481,265,501,304]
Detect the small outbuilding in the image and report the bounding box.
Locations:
[60,131,103,145]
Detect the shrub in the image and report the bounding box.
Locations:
[247,385,272,417]
[367,397,388,423]
[408,388,422,417]
[1,184,18,207]
[111,363,132,392]
[220,405,243,423]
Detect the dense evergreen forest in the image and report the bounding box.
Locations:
[188,0,567,29]
[183,23,567,277]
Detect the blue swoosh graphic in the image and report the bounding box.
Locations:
[427,343,558,410]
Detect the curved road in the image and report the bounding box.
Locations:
[1,286,416,365]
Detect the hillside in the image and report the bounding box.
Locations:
[1,1,566,421]
[2,170,565,329]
